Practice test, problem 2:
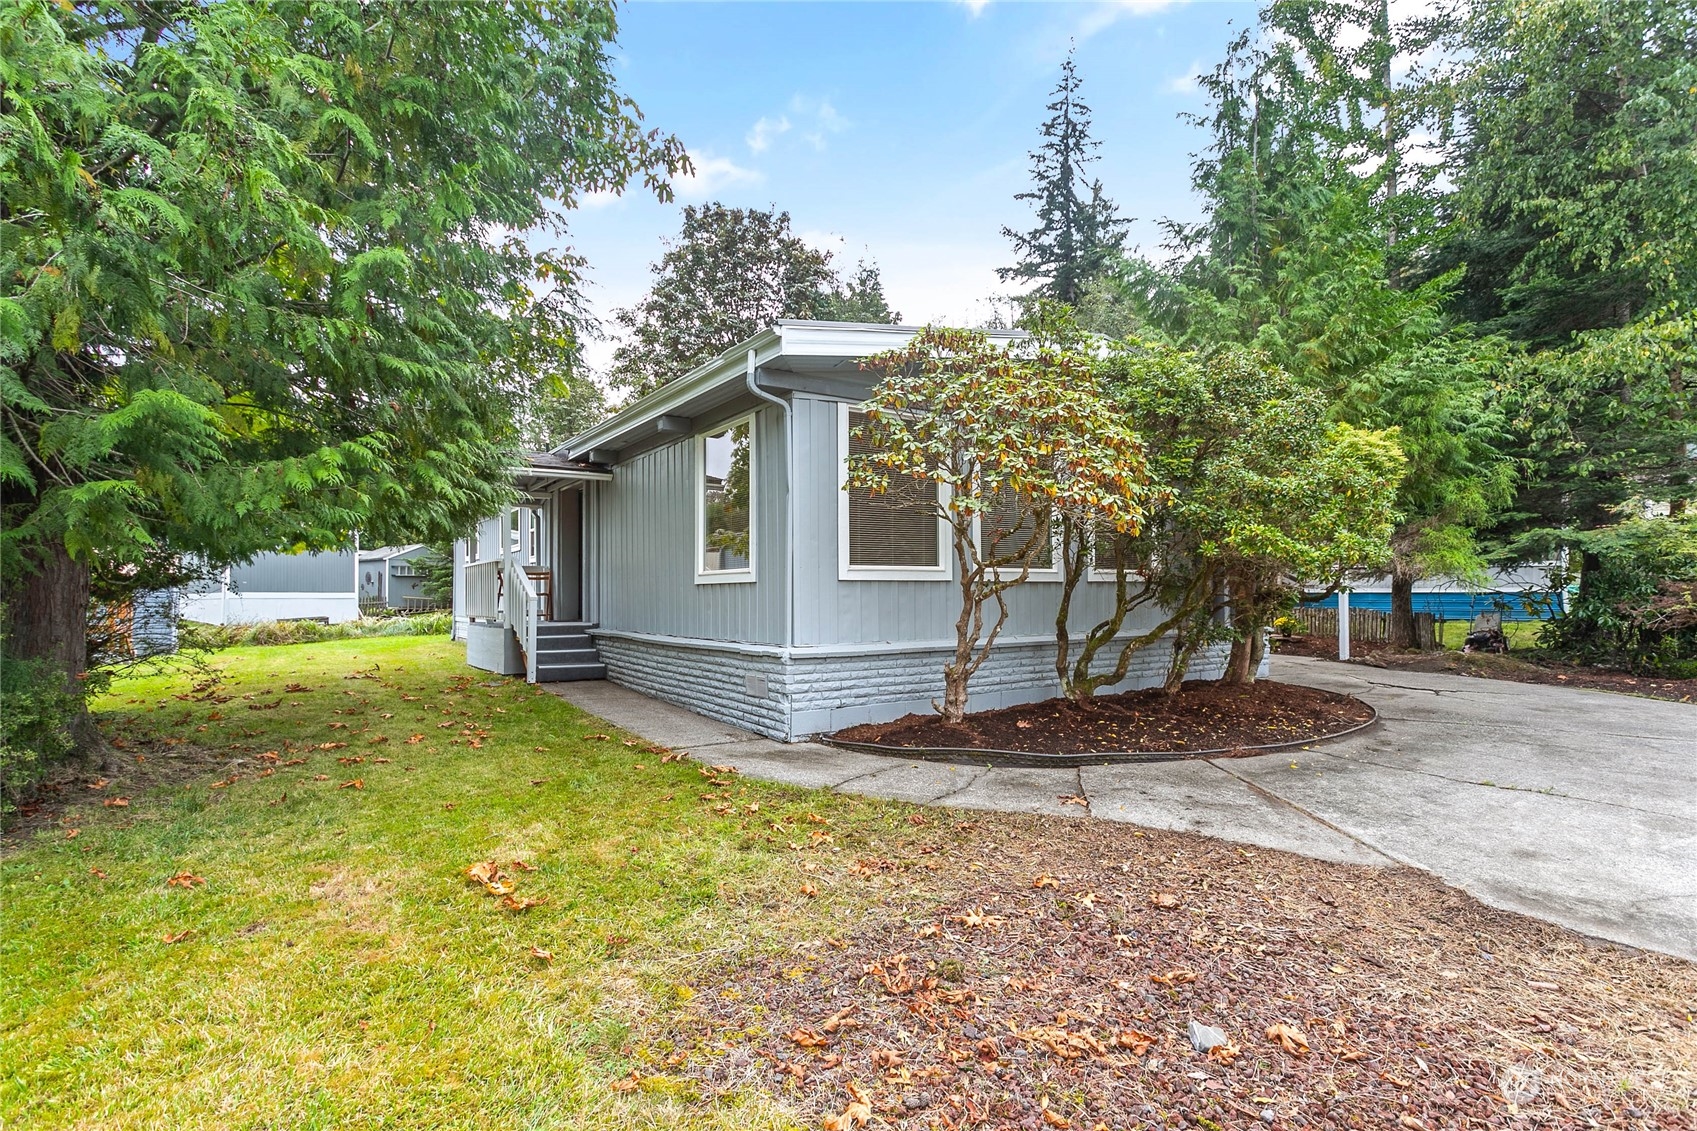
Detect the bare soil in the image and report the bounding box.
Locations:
[663,817,1696,1131]
[831,681,1374,756]
[1271,637,1696,704]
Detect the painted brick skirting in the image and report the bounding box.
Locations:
[592,630,1246,743]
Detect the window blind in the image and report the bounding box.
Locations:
[983,487,1052,569]
[847,412,941,568]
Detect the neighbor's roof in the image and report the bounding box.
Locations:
[558,320,1028,462]
[512,450,611,491]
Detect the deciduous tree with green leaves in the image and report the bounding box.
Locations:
[847,326,1159,722]
[0,0,686,750]
[609,204,899,397]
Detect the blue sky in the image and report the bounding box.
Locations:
[565,0,1259,371]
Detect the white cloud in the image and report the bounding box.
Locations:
[956,0,992,15]
[798,228,848,257]
[1165,59,1205,95]
[577,188,623,210]
[791,95,848,151]
[673,151,763,199]
[1077,0,1186,42]
[746,114,790,153]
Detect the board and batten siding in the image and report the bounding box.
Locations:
[586,402,787,645]
[787,393,1174,650]
[228,549,355,594]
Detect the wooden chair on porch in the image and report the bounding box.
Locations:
[524,568,554,623]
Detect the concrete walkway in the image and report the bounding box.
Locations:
[548,656,1697,961]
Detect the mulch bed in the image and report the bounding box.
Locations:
[830,681,1375,757]
[1271,636,1696,704]
[659,818,1695,1130]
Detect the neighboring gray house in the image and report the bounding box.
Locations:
[179,548,360,624]
[358,544,434,610]
[453,320,1241,742]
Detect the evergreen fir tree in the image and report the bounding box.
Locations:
[999,50,1131,304]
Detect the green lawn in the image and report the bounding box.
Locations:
[1435,618,1546,651]
[0,636,944,1130]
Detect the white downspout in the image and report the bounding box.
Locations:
[745,348,795,735]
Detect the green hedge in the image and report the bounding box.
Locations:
[180,611,453,650]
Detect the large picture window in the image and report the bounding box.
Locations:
[698,418,754,583]
[840,406,948,580]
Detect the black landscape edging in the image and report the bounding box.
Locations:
[818,704,1379,769]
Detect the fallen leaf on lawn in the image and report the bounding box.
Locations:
[583,734,610,741]
[1149,891,1181,909]
[282,758,307,766]
[1266,1023,1310,1054]
[950,908,1005,929]
[1041,1103,1072,1129]
[65,828,80,839]
[530,779,550,786]
[89,866,108,879]
[1057,794,1088,807]
[609,1072,640,1093]
[166,871,206,888]
[104,797,130,808]
[1150,969,1197,986]
[1115,1029,1158,1054]
[466,860,505,885]
[501,894,545,912]
[822,1101,871,1130]
[338,779,364,790]
[87,778,111,790]
[1398,1117,1428,1131]
[820,1005,860,1033]
[787,1028,830,1048]
[313,774,330,781]
[1077,890,1098,909]
[916,922,940,938]
[709,764,738,775]
[1207,1042,1241,1064]
[162,929,194,944]
[870,1048,904,1068]
[799,882,819,897]
[443,802,456,811]
[406,734,424,744]
[1337,1045,1369,1062]
[337,756,364,765]
[511,859,538,872]
[529,946,553,963]
[372,757,390,764]
[1032,873,1061,889]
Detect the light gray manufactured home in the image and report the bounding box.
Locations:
[452,321,1238,741]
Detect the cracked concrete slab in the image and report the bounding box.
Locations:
[940,766,1091,818]
[1081,760,1392,866]
[836,760,988,804]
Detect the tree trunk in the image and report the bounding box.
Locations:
[1223,634,1255,685]
[1387,569,1420,651]
[5,541,98,748]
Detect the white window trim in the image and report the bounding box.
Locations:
[979,508,1062,582]
[837,401,952,582]
[1087,540,1158,584]
[526,507,542,566]
[695,414,757,586]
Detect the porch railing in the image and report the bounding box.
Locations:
[505,557,541,681]
[464,559,502,621]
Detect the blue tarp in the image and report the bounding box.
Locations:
[1301,590,1562,621]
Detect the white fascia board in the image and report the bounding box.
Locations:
[559,322,1032,460]
[560,327,784,459]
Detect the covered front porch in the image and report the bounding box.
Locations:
[460,454,610,682]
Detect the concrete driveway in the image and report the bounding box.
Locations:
[549,656,1697,960]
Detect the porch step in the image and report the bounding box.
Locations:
[532,621,604,683]
[535,660,607,682]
